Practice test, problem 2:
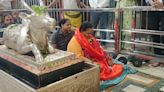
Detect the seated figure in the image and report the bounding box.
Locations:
[0,13,14,28]
[67,21,123,80]
[50,19,74,51]
[0,13,14,38]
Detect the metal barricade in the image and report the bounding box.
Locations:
[15,0,91,23]
[2,1,164,67]
[118,6,164,67]
[0,0,118,54]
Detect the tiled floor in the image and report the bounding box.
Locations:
[129,63,164,79]
[122,85,146,92]
[104,62,164,92]
[126,74,154,85]
[160,86,164,92]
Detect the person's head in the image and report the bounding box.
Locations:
[1,13,14,26]
[80,21,93,37]
[59,19,71,31]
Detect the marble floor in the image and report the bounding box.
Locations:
[104,62,164,92]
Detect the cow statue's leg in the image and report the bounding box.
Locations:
[48,42,56,54]
[19,44,44,62]
[31,44,44,62]
[0,38,4,44]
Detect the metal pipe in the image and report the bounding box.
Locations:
[47,8,117,12]
[94,29,114,32]
[132,51,164,59]
[97,39,115,43]
[1,6,164,12]
[124,6,164,11]
[46,6,164,12]
[122,29,164,36]
[0,9,27,12]
[121,41,164,49]
[134,40,164,46]
[120,50,164,59]
[135,29,164,33]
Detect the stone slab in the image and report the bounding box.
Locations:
[127,74,154,85]
[160,86,164,92]
[0,62,100,92]
[0,45,79,75]
[122,85,146,92]
[0,45,88,88]
[129,63,164,79]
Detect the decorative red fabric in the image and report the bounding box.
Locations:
[75,29,123,80]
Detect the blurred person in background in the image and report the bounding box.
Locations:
[0,13,14,28]
[0,13,14,37]
[116,0,137,50]
[0,0,16,22]
[146,0,164,67]
[146,0,164,55]
[48,0,88,28]
[89,0,116,46]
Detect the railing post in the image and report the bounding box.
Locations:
[131,11,135,50]
[114,10,119,54]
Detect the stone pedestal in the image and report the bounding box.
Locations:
[0,45,100,92]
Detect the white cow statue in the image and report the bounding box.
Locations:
[1,0,56,63]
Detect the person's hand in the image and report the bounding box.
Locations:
[153,0,164,8]
[149,0,154,6]
[85,6,90,8]
[47,5,51,8]
[107,56,113,66]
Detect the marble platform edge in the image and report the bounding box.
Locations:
[0,46,83,75]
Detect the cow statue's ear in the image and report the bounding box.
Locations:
[19,12,31,19]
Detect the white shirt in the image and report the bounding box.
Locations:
[62,0,79,9]
[0,0,12,10]
[145,0,162,4]
[89,0,110,8]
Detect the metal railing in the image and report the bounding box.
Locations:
[0,1,164,59]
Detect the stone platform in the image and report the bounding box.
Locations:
[0,61,100,92]
[0,45,95,89]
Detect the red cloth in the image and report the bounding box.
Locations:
[75,29,123,80]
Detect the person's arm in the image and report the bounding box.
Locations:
[67,37,84,59]
[147,0,164,8]
[48,0,59,8]
[146,0,163,7]
[76,0,88,8]
[153,0,164,8]
[67,37,96,63]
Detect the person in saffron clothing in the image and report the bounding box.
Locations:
[67,21,123,80]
